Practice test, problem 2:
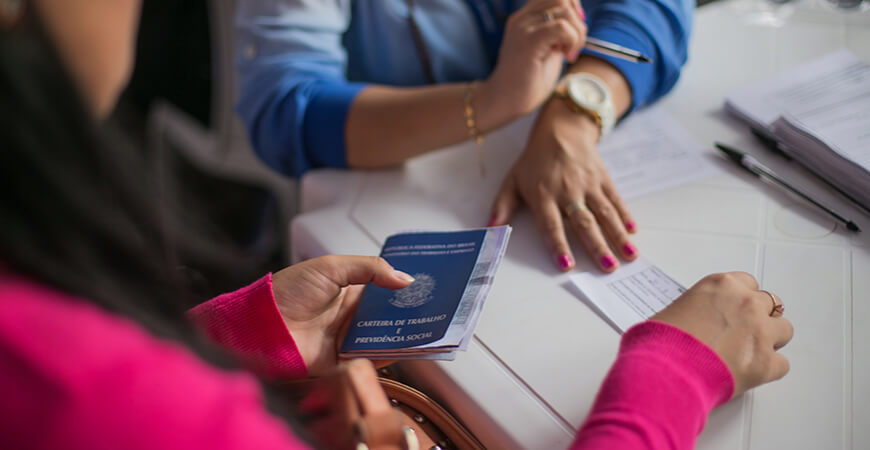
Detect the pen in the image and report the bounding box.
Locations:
[585,37,652,64]
[715,142,861,232]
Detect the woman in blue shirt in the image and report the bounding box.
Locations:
[235,0,692,273]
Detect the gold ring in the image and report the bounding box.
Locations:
[761,290,784,317]
[563,201,588,217]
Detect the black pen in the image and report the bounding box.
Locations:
[715,143,861,232]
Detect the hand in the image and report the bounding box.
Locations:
[489,100,638,272]
[652,272,794,397]
[481,0,587,118]
[271,255,415,377]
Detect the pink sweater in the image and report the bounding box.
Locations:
[0,271,733,449]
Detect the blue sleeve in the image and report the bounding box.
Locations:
[235,0,366,178]
[582,0,694,114]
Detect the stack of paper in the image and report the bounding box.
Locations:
[340,226,511,360]
[725,50,870,210]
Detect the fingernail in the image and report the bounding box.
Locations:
[600,255,617,270]
[394,270,415,283]
[571,50,580,62]
[487,214,497,227]
[558,254,573,271]
[577,6,586,22]
[625,221,637,232]
[622,243,637,256]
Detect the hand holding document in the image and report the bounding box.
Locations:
[570,257,685,332]
[340,226,511,360]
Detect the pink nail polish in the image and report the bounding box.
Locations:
[622,243,637,256]
[577,6,586,22]
[600,255,617,270]
[625,221,637,232]
[558,254,573,270]
[487,215,497,227]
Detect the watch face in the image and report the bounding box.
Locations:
[568,77,607,109]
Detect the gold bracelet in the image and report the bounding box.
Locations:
[463,81,485,177]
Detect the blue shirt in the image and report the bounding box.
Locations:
[235,0,694,177]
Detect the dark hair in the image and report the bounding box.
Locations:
[0,6,307,440]
[0,9,201,342]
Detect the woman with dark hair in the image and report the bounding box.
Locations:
[0,1,793,449]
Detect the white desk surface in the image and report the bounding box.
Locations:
[290,2,870,448]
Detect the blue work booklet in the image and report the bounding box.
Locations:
[340,226,511,360]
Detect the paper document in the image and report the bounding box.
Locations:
[598,107,721,199]
[781,83,870,170]
[725,50,870,129]
[725,49,870,211]
[340,226,511,360]
[570,257,686,332]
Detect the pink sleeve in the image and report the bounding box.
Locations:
[0,274,311,450]
[188,274,308,380]
[570,321,735,450]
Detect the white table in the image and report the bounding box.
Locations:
[290,2,870,448]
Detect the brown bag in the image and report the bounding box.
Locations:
[280,359,484,450]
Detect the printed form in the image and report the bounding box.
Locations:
[570,257,686,332]
[598,107,721,199]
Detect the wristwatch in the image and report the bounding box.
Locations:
[553,73,615,140]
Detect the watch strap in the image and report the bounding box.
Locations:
[553,86,605,141]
